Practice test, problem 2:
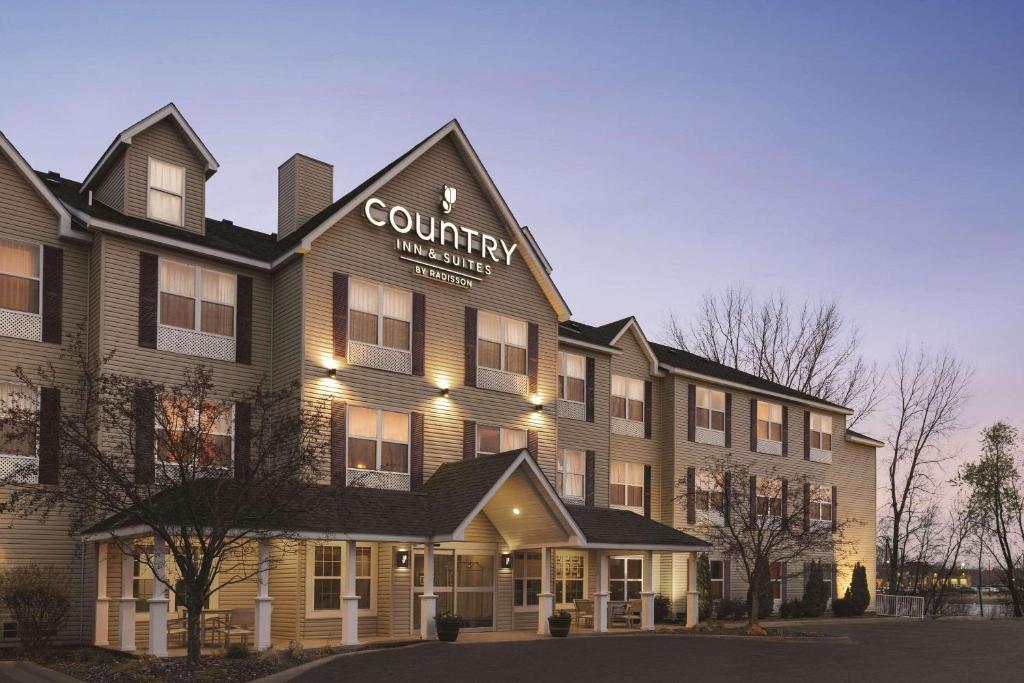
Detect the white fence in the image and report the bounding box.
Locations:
[876,594,926,619]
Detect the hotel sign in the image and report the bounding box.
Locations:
[363,187,517,289]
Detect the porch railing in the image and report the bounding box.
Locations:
[876,593,925,619]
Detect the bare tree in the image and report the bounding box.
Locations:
[884,347,970,594]
[666,287,883,426]
[0,337,328,662]
[917,493,977,615]
[678,456,852,630]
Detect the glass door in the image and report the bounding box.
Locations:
[413,548,495,630]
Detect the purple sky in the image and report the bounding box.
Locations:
[2,1,1021,462]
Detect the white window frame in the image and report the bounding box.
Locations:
[611,375,645,424]
[477,311,528,376]
[154,401,235,470]
[305,542,377,618]
[0,382,39,480]
[609,460,645,514]
[609,555,643,602]
[695,386,726,432]
[695,469,725,525]
[158,258,237,340]
[147,157,186,227]
[810,413,833,452]
[476,425,527,457]
[347,278,413,352]
[0,238,42,317]
[558,351,586,404]
[556,448,586,502]
[756,477,783,520]
[709,559,725,600]
[756,401,783,443]
[554,550,587,607]
[346,407,410,474]
[512,549,542,611]
[809,484,833,524]
[132,544,219,621]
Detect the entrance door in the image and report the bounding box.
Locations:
[413,549,495,630]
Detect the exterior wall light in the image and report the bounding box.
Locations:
[394,548,410,570]
[439,387,450,397]
[500,552,513,570]
[512,507,521,516]
[326,368,337,379]
[533,403,543,411]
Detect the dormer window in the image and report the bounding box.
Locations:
[147,158,185,226]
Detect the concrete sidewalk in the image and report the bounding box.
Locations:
[0,662,80,683]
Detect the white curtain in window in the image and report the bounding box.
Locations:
[381,286,411,321]
[504,318,527,347]
[611,375,627,398]
[350,280,379,314]
[160,261,195,296]
[562,450,585,496]
[562,353,585,379]
[626,463,644,486]
[502,429,527,451]
[204,402,232,436]
[610,461,625,485]
[201,271,235,305]
[348,406,377,439]
[758,402,781,423]
[149,191,182,225]
[380,411,408,443]
[626,378,644,401]
[150,159,184,194]
[0,383,33,410]
[0,240,39,277]
[478,311,501,342]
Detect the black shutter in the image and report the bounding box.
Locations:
[233,402,251,479]
[332,273,348,360]
[723,471,732,526]
[687,384,696,442]
[527,322,539,395]
[643,465,652,518]
[38,387,60,485]
[412,292,426,376]
[134,386,155,484]
[724,393,732,448]
[235,275,253,364]
[643,380,653,439]
[782,405,789,455]
[410,412,424,490]
[41,246,62,344]
[463,420,476,460]
[585,450,595,506]
[749,475,757,527]
[686,466,696,524]
[804,411,811,460]
[803,482,811,530]
[781,479,789,529]
[527,430,538,459]
[137,252,158,349]
[832,486,838,532]
[464,308,477,387]
[585,357,595,422]
[330,400,346,486]
[750,399,757,451]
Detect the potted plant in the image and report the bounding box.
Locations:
[435,612,462,642]
[548,609,573,637]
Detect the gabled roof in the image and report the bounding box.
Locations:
[80,103,219,193]
[566,505,709,550]
[559,317,632,348]
[0,130,73,237]
[845,428,884,448]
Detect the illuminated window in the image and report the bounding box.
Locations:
[610,461,644,513]
[558,352,586,403]
[611,376,644,422]
[347,407,409,473]
[349,278,412,351]
[0,238,40,314]
[311,544,374,613]
[156,399,233,468]
[147,158,185,226]
[695,470,725,522]
[810,413,833,451]
[809,485,833,523]
[756,477,783,518]
[476,425,526,456]
[478,311,527,375]
[557,449,586,500]
[554,551,586,605]
[756,401,783,442]
[159,259,236,337]
[695,387,726,432]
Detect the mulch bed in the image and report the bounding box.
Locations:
[654,621,843,639]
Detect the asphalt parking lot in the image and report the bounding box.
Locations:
[296,619,1024,683]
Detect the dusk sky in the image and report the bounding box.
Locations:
[2,1,1021,470]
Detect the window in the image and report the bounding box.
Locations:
[756,401,783,442]
[610,461,644,513]
[311,545,374,613]
[478,311,527,375]
[513,550,542,607]
[349,279,412,351]
[0,238,40,314]
[476,425,526,456]
[558,352,586,403]
[756,477,783,518]
[148,158,185,226]
[554,551,585,605]
[710,560,725,600]
[156,399,233,468]
[0,383,36,458]
[809,485,833,523]
[821,563,834,598]
[610,557,642,601]
[347,407,409,473]
[159,260,236,338]
[611,376,645,422]
[769,562,782,600]
[695,387,725,431]
[810,413,833,451]
[354,546,373,609]
[557,449,585,501]
[695,470,725,520]
[1,622,16,641]
[133,547,154,613]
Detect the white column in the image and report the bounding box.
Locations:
[593,550,609,632]
[641,550,655,631]
[419,544,437,640]
[537,547,554,635]
[118,548,136,651]
[341,540,360,646]
[254,538,273,651]
[148,538,169,657]
[94,542,109,646]
[686,551,700,627]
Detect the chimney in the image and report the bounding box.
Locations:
[278,154,333,240]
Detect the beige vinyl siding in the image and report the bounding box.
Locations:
[268,540,300,645]
[122,118,207,235]
[278,155,333,240]
[300,136,560,488]
[94,155,125,212]
[271,258,304,395]
[556,346,611,507]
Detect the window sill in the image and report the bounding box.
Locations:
[611,417,645,438]
[348,340,412,375]
[157,325,236,362]
[476,366,529,395]
[0,309,42,342]
[556,400,586,421]
[695,427,726,447]
[697,511,725,527]
[756,439,783,456]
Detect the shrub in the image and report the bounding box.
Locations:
[779,599,805,619]
[0,565,70,650]
[653,594,673,623]
[716,598,747,620]
[832,595,857,617]
[434,611,462,627]
[746,557,774,620]
[697,554,712,621]
[801,562,829,617]
[849,563,870,615]
[225,642,250,659]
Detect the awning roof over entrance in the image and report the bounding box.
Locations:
[82,451,710,552]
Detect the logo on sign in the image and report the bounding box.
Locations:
[441,185,457,214]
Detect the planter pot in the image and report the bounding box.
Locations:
[436,621,461,642]
[548,616,572,638]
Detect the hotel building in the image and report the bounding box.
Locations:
[0,104,880,652]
